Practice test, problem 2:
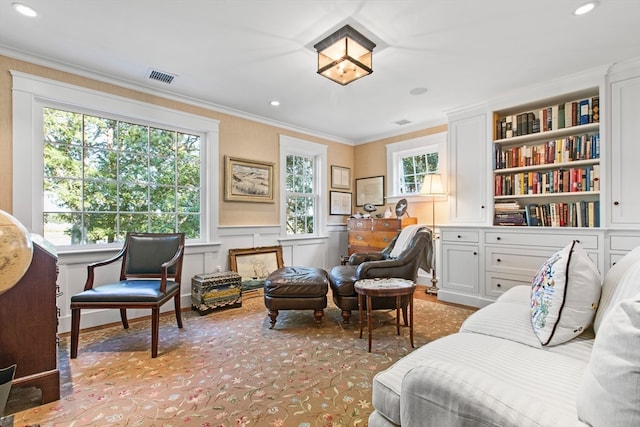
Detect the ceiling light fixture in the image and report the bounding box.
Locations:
[314,25,376,86]
[12,2,37,17]
[574,2,597,15]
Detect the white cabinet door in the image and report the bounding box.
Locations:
[448,114,487,224]
[441,244,479,295]
[610,75,640,227]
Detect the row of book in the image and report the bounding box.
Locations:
[494,165,600,196]
[523,201,600,228]
[494,201,600,227]
[495,96,599,140]
[494,133,599,169]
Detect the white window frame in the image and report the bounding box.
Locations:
[279,135,327,239]
[385,132,448,203]
[11,71,219,249]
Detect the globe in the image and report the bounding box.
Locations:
[0,210,33,295]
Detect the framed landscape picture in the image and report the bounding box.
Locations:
[224,156,274,203]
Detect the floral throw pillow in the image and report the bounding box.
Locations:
[530,241,601,346]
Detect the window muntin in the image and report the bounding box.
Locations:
[399,152,439,194]
[285,154,315,235]
[43,107,201,245]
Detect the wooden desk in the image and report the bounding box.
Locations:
[355,278,416,352]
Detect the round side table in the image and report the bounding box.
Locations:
[354,278,416,352]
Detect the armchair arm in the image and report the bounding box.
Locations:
[349,252,386,265]
[356,258,408,280]
[158,244,185,292]
[84,247,127,291]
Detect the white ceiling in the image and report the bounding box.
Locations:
[1,0,639,144]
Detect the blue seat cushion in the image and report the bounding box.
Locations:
[71,280,179,303]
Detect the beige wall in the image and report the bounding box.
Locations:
[353,125,448,224]
[0,55,353,226]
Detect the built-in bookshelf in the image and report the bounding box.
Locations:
[492,90,600,228]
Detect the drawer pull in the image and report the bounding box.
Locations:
[497,258,501,262]
[356,222,364,227]
[481,205,485,209]
[473,252,477,255]
[356,236,363,240]
[497,283,502,288]
[383,237,390,241]
[457,235,461,239]
[614,201,620,206]
[383,222,390,227]
[496,236,501,241]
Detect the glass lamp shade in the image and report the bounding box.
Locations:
[420,174,446,196]
[315,25,375,85]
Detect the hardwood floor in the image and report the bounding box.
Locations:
[414,284,477,311]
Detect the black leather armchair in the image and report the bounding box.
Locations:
[328,226,432,325]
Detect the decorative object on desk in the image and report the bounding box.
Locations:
[355,175,384,206]
[384,207,393,218]
[0,210,33,296]
[363,203,377,213]
[224,156,274,203]
[420,173,447,295]
[329,191,352,215]
[395,198,408,218]
[330,165,351,189]
[313,24,375,86]
[229,246,284,292]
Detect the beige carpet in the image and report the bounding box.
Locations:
[11,294,474,427]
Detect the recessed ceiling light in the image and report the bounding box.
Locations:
[574,2,597,16]
[270,100,280,106]
[12,2,37,17]
[409,87,428,95]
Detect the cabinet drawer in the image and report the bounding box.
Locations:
[372,219,401,231]
[485,247,553,276]
[348,218,373,230]
[441,230,479,243]
[485,231,598,250]
[610,234,640,251]
[485,273,532,298]
[348,231,372,246]
[369,232,396,248]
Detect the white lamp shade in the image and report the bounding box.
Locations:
[420,174,446,196]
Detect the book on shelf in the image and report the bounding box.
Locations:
[592,96,600,122]
[525,204,540,226]
[579,99,590,125]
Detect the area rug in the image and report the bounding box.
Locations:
[11,295,474,427]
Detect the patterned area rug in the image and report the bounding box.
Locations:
[12,295,474,427]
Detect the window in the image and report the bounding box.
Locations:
[279,135,327,237]
[285,154,315,234]
[11,71,219,248]
[43,107,201,245]
[386,132,447,200]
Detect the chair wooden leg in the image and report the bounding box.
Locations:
[120,309,129,329]
[174,293,183,329]
[70,307,80,359]
[151,307,160,358]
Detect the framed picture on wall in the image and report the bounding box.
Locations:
[229,245,284,291]
[330,191,352,215]
[224,156,274,203]
[331,165,351,189]
[355,175,385,206]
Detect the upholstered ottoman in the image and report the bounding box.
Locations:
[264,266,329,329]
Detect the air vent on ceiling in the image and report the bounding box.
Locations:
[395,119,412,126]
[147,68,177,84]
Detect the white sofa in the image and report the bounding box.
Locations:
[369,245,640,427]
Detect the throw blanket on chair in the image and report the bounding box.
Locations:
[389,224,424,258]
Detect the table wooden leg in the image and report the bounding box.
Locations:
[367,295,373,352]
[410,293,414,348]
[358,293,363,339]
[396,296,401,335]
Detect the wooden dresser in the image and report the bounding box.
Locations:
[347,217,417,255]
[0,237,60,405]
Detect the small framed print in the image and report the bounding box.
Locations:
[330,191,352,215]
[331,165,351,190]
[355,175,385,206]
